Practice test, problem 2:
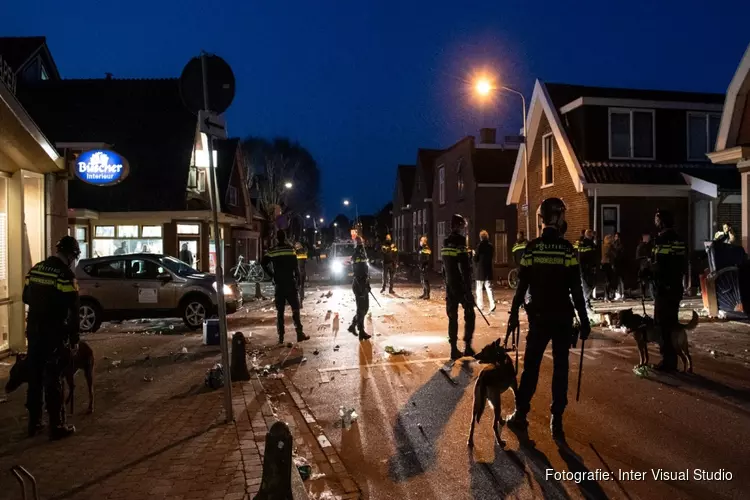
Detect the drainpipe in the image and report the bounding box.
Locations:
[593,188,598,236]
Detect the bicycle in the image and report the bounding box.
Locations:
[507,267,520,289]
[230,256,267,282]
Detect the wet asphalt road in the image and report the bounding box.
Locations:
[275,282,750,500]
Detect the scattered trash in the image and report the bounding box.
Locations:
[385,345,409,355]
[141,346,149,350]
[613,367,618,371]
[633,366,650,378]
[181,347,188,354]
[309,472,326,481]
[143,375,154,382]
[718,310,728,319]
[710,350,717,357]
[294,456,312,480]
[501,300,509,305]
[333,345,340,352]
[0,397,8,404]
[268,373,284,379]
[325,310,332,320]
[339,406,358,428]
[325,291,333,298]
[301,357,307,363]
[313,349,320,355]
[286,342,293,348]
[417,423,425,435]
[205,363,224,389]
[111,360,122,368]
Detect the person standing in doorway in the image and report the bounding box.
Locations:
[473,230,496,313]
[179,243,194,266]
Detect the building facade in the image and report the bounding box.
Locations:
[392,165,415,254]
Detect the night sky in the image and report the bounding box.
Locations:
[6,1,749,218]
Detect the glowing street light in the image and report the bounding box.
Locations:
[305,214,311,219]
[343,199,350,206]
[319,217,324,223]
[334,222,338,227]
[475,78,492,96]
[284,181,293,189]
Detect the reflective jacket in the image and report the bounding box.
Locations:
[418,244,432,269]
[352,246,369,279]
[512,239,527,265]
[577,238,598,272]
[511,228,588,323]
[652,229,686,292]
[382,242,398,266]
[261,244,300,287]
[295,246,308,271]
[441,232,472,292]
[23,256,80,345]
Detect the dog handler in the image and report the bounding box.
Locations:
[442,214,476,360]
[22,236,81,440]
[261,230,310,345]
[651,209,687,372]
[506,198,590,439]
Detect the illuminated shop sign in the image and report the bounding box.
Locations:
[75,149,130,186]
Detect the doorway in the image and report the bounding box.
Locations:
[178,238,199,269]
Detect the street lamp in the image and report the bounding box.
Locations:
[284,181,293,189]
[319,217,324,223]
[334,222,338,227]
[343,199,350,206]
[473,75,530,237]
[305,214,310,219]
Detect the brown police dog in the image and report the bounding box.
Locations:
[613,308,697,373]
[468,340,518,448]
[5,341,95,414]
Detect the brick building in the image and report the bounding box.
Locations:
[408,148,442,267]
[507,80,740,287]
[392,164,416,253]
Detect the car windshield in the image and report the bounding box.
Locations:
[333,244,356,258]
[158,256,200,277]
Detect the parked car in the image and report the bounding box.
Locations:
[75,253,242,332]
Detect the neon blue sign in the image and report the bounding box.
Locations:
[75,149,130,186]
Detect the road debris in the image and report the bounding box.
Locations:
[333,345,340,352]
[0,397,8,404]
[339,406,358,429]
[633,366,650,378]
[143,375,154,382]
[180,347,188,354]
[385,345,409,355]
[111,360,122,368]
[313,349,320,355]
[309,472,326,481]
[294,455,312,480]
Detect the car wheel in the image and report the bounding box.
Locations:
[182,296,210,330]
[79,300,102,333]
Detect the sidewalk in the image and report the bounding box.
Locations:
[0,331,359,500]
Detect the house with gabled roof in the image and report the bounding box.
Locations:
[507,80,740,289]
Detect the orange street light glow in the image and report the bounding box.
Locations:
[475,79,492,96]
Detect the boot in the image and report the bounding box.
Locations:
[417,293,425,300]
[380,287,385,293]
[358,330,371,341]
[50,424,76,441]
[450,343,462,360]
[28,421,45,438]
[423,293,430,300]
[348,323,358,336]
[389,287,395,294]
[506,410,529,430]
[296,331,310,342]
[550,414,565,440]
[464,344,476,358]
[278,335,285,345]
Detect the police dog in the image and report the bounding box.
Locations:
[468,340,517,448]
[5,342,95,414]
[613,309,697,373]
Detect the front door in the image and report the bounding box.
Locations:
[178,238,200,270]
[125,257,178,311]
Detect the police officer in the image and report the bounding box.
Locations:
[512,232,528,266]
[577,229,598,313]
[294,241,308,308]
[417,236,431,300]
[441,214,476,360]
[651,209,686,372]
[261,231,310,344]
[380,234,398,293]
[22,236,81,440]
[347,237,372,340]
[506,198,590,440]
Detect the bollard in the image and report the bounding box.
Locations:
[255,282,266,300]
[253,421,294,500]
[230,332,251,381]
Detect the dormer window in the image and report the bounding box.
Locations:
[609,108,655,160]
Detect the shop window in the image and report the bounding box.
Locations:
[92,239,163,258]
[95,226,115,237]
[83,260,126,279]
[117,225,139,238]
[74,226,88,260]
[142,225,162,238]
[177,224,200,235]
[23,175,44,274]
[128,259,165,279]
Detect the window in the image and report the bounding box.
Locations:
[177,224,200,235]
[95,226,115,238]
[438,166,445,205]
[128,259,165,280]
[197,170,207,192]
[228,186,239,206]
[542,134,554,186]
[437,221,446,260]
[117,225,139,238]
[422,209,427,236]
[494,234,508,265]
[688,112,722,161]
[187,167,198,190]
[609,109,654,159]
[83,260,126,279]
[495,219,506,232]
[601,205,620,237]
[142,225,162,238]
[456,159,465,198]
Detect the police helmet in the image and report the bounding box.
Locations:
[451,214,466,229]
[56,236,81,258]
[539,197,566,228]
[655,208,674,229]
[276,230,287,243]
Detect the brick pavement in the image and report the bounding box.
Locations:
[0,332,361,500]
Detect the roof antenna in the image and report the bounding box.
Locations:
[105,72,113,80]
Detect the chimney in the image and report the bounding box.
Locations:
[105,72,113,80]
[479,128,496,145]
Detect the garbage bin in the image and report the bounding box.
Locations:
[203,319,220,346]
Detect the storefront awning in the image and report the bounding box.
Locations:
[0,83,62,174]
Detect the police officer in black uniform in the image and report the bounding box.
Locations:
[577,229,598,312]
[261,231,310,344]
[506,198,590,440]
[417,236,431,300]
[441,214,476,360]
[347,237,373,340]
[294,241,308,308]
[23,236,81,440]
[651,209,686,372]
[380,234,398,293]
[512,231,528,266]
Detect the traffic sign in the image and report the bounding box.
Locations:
[198,110,227,139]
[179,54,235,115]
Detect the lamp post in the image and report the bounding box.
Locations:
[474,78,530,237]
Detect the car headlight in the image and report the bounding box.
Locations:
[213,282,234,295]
[331,261,344,274]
